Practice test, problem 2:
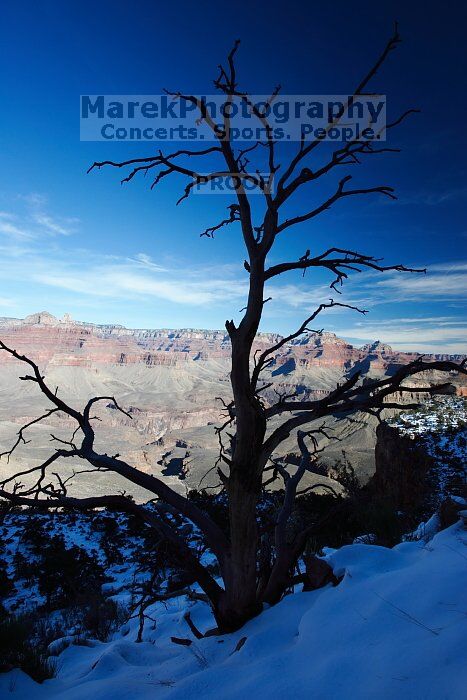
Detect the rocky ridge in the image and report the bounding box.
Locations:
[0,311,463,374]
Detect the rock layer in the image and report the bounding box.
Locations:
[0,311,463,376]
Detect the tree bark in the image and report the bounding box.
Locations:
[216,261,266,631]
[215,474,263,631]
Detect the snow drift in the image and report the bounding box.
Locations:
[1,521,466,699]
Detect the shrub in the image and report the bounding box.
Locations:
[81,594,127,641]
[37,535,107,610]
[12,550,37,585]
[0,564,14,598]
[0,614,58,683]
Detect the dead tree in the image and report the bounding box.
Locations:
[1,27,466,632]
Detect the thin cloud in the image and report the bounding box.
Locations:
[347,261,467,305]
[32,212,78,236]
[349,316,467,327]
[0,201,465,353]
[41,268,248,306]
[3,251,248,307]
[375,273,467,299]
[0,297,14,309]
[398,186,467,206]
[18,192,47,207]
[426,262,467,272]
[336,316,467,354]
[0,193,80,239]
[0,218,34,240]
[0,242,349,311]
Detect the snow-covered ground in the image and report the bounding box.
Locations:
[389,396,467,438]
[0,510,154,614]
[1,521,466,700]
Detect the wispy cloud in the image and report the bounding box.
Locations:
[31,212,78,236]
[0,246,249,307]
[334,315,467,354]
[34,265,247,306]
[337,261,467,307]
[0,297,14,310]
[0,196,465,353]
[19,193,47,207]
[374,266,467,301]
[0,194,79,240]
[0,214,34,240]
[398,186,467,206]
[0,239,355,315]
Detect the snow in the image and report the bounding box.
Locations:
[0,511,149,614]
[389,397,467,510]
[2,521,466,700]
[390,397,467,438]
[404,512,441,542]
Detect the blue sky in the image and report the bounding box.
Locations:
[0,0,466,352]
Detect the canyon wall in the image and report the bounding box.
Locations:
[0,311,464,378]
[0,312,464,499]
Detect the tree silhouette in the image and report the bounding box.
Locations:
[1,26,465,631]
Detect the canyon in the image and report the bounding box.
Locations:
[0,311,465,500]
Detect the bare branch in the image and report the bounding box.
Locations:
[274,110,419,209]
[0,341,83,423]
[200,204,241,238]
[264,246,425,292]
[0,342,231,564]
[0,450,73,493]
[273,429,333,550]
[261,358,467,466]
[251,300,366,389]
[0,407,60,462]
[83,396,133,422]
[276,175,396,234]
[276,22,403,194]
[0,488,224,605]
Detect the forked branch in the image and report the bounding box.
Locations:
[251,300,367,389]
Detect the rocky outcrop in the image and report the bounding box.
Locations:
[371,400,467,519]
[371,422,436,514]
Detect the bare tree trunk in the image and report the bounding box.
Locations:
[215,264,266,630]
[215,475,262,631]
